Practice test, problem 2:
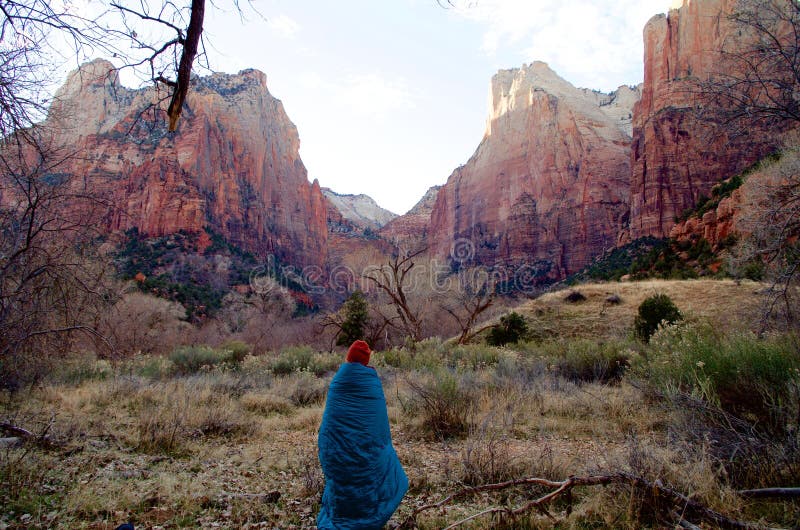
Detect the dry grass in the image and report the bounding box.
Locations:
[522,279,765,339]
[1,280,797,529]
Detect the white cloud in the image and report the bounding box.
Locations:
[267,14,300,38]
[455,0,670,90]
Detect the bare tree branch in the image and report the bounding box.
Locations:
[402,472,783,530]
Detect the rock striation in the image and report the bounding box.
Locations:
[629,0,782,239]
[380,185,440,249]
[45,59,328,268]
[427,62,636,280]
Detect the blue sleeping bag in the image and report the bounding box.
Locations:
[317,362,408,529]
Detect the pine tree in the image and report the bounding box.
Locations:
[336,291,369,347]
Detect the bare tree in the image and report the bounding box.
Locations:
[107,0,207,130]
[218,276,295,352]
[364,248,427,343]
[730,146,800,331]
[696,0,800,330]
[0,134,115,387]
[0,0,234,135]
[699,0,800,131]
[440,269,495,344]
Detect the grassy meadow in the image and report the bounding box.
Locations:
[2,279,799,529]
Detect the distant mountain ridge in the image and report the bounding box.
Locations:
[321,188,397,231]
[36,0,794,289]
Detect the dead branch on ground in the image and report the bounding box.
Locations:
[400,472,785,530]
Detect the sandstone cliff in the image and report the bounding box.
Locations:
[428,62,636,280]
[322,188,397,232]
[630,0,782,239]
[380,185,440,249]
[47,59,328,268]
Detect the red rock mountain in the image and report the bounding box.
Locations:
[426,62,638,280]
[630,0,784,239]
[380,185,440,250]
[46,59,328,268]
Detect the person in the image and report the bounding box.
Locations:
[317,340,408,529]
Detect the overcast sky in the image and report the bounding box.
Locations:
[64,0,672,215]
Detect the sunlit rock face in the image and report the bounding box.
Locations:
[45,59,328,268]
[427,62,636,281]
[322,188,397,232]
[629,0,784,239]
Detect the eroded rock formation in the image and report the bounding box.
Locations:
[46,59,328,268]
[427,62,637,280]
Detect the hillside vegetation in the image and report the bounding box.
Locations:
[2,279,799,529]
[520,279,766,340]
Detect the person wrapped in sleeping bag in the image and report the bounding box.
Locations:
[317,340,408,529]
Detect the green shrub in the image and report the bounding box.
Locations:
[379,347,441,371]
[539,340,632,384]
[486,312,531,346]
[637,325,800,434]
[219,340,251,364]
[270,346,341,376]
[132,355,174,380]
[634,294,682,343]
[169,346,226,374]
[447,345,501,370]
[742,260,765,281]
[52,354,112,385]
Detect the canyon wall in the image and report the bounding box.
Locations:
[380,185,440,251]
[46,59,328,268]
[629,0,782,239]
[427,62,637,280]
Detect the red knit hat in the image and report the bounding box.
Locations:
[346,340,371,366]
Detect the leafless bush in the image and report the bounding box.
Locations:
[100,291,189,356]
[136,393,188,454]
[665,391,800,488]
[1,138,114,388]
[405,370,479,439]
[189,395,255,439]
[460,417,525,486]
[300,453,324,498]
[268,372,329,407]
[731,147,800,331]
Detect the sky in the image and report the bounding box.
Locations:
[59,0,672,215]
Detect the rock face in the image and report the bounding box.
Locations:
[668,190,741,247]
[322,188,397,232]
[46,59,328,268]
[630,0,782,239]
[428,62,636,280]
[380,185,440,249]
